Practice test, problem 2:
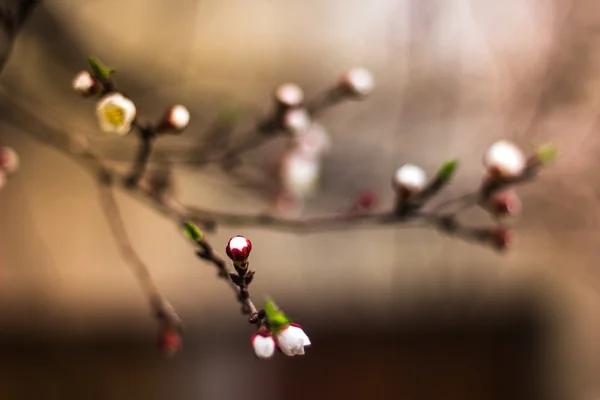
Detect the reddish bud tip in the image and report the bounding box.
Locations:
[488,190,521,217]
[0,146,19,174]
[226,235,252,262]
[354,190,378,211]
[158,325,182,357]
[489,227,512,251]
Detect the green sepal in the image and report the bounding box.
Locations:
[437,159,459,181]
[535,143,557,165]
[264,299,291,333]
[88,56,115,82]
[183,221,203,242]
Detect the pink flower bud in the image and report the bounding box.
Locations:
[354,190,378,211]
[339,67,374,98]
[251,330,276,359]
[226,235,252,263]
[72,70,100,97]
[275,323,311,356]
[488,227,512,251]
[158,325,182,357]
[488,190,521,217]
[0,146,19,175]
[275,83,304,108]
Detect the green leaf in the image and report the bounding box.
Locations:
[264,299,291,332]
[183,221,203,242]
[437,159,459,181]
[536,143,557,165]
[87,56,115,81]
[217,104,243,126]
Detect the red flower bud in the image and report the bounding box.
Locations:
[226,235,252,262]
[354,190,378,211]
[158,324,182,357]
[488,227,512,251]
[488,190,521,217]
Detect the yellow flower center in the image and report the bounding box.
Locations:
[103,103,126,127]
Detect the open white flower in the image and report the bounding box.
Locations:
[276,324,311,356]
[340,67,374,97]
[96,93,137,136]
[72,71,98,96]
[275,83,304,107]
[394,164,427,192]
[484,140,526,178]
[251,332,276,359]
[166,105,190,131]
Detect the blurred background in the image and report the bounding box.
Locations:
[1,0,600,398]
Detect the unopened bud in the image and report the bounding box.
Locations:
[275,83,304,108]
[159,105,190,134]
[226,235,252,265]
[72,70,100,97]
[339,67,374,98]
[0,146,19,174]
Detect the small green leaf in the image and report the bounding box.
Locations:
[437,159,459,181]
[87,56,115,81]
[536,143,557,165]
[183,222,203,242]
[217,104,243,126]
[264,299,291,332]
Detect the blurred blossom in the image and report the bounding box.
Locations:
[283,108,311,135]
[339,67,374,98]
[393,164,427,192]
[72,70,99,97]
[292,122,331,157]
[0,146,19,174]
[275,83,304,108]
[96,93,137,135]
[161,105,190,133]
[484,140,525,178]
[279,148,321,197]
[488,190,521,217]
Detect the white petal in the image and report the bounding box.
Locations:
[484,140,525,177]
[275,83,304,107]
[169,105,190,129]
[280,150,321,196]
[276,325,310,356]
[72,71,95,93]
[228,236,249,251]
[394,164,427,192]
[343,67,374,96]
[252,335,276,359]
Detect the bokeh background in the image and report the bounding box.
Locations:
[1,0,600,399]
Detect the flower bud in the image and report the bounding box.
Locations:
[158,324,182,357]
[72,70,100,97]
[354,190,378,211]
[96,93,137,136]
[0,146,19,175]
[226,235,252,263]
[488,227,512,251]
[283,108,311,135]
[292,122,331,158]
[251,330,276,359]
[393,164,427,193]
[159,105,190,134]
[275,323,311,356]
[484,140,526,178]
[0,170,6,191]
[275,83,304,108]
[339,67,374,98]
[487,190,521,217]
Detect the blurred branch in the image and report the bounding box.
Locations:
[0,0,40,69]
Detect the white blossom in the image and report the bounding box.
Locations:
[72,71,97,96]
[166,105,190,131]
[275,83,304,107]
[276,324,311,356]
[292,122,331,158]
[95,93,137,136]
[251,333,276,359]
[283,108,311,135]
[280,149,321,197]
[394,164,427,192]
[340,67,374,97]
[484,140,526,178]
